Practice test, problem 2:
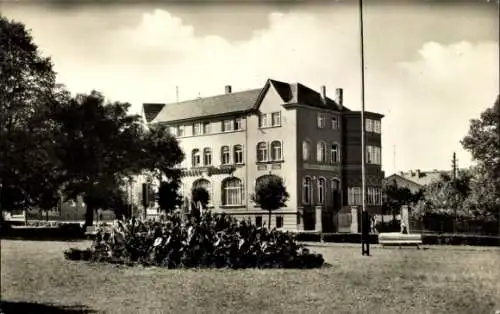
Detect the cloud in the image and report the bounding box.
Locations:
[31,8,497,173]
[378,40,499,173]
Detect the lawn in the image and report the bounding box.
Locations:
[1,240,499,314]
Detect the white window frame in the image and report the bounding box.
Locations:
[259,113,269,128]
[365,119,374,133]
[221,146,231,165]
[234,118,243,131]
[331,116,339,129]
[348,187,362,205]
[270,140,282,161]
[222,119,233,132]
[203,148,212,166]
[222,178,244,206]
[177,125,185,137]
[192,149,201,167]
[271,112,281,127]
[257,142,268,162]
[317,177,326,205]
[302,176,312,204]
[330,143,339,164]
[316,141,326,162]
[233,144,244,164]
[302,140,311,161]
[317,114,326,128]
[373,120,381,134]
[193,123,202,136]
[202,122,211,134]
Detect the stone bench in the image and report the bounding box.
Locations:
[378,232,423,249]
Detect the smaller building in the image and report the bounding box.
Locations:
[383,169,453,194]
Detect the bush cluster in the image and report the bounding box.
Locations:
[421,233,500,246]
[64,211,325,269]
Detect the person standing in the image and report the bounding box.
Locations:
[361,208,371,256]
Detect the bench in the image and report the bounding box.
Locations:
[84,226,98,239]
[378,232,423,249]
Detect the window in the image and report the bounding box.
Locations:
[222,178,244,205]
[193,123,202,136]
[366,145,381,165]
[234,145,243,164]
[331,116,339,129]
[234,118,243,131]
[302,177,312,204]
[271,112,281,126]
[302,140,311,161]
[318,178,326,205]
[203,148,212,166]
[177,125,185,137]
[193,179,212,205]
[259,112,281,128]
[316,141,326,162]
[317,114,325,128]
[270,141,282,161]
[373,120,381,134]
[221,146,230,165]
[331,179,340,191]
[367,187,382,205]
[259,114,269,128]
[365,119,374,132]
[202,122,211,134]
[168,126,176,135]
[255,216,263,227]
[257,142,268,162]
[222,119,233,132]
[276,216,284,228]
[192,149,201,167]
[348,187,362,205]
[330,144,339,163]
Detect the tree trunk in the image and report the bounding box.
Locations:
[84,205,94,228]
[268,210,272,230]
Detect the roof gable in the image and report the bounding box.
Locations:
[143,103,165,123]
[144,78,355,124]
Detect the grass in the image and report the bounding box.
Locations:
[1,240,499,314]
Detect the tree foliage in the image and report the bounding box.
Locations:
[252,175,289,229]
[383,182,423,219]
[157,180,183,214]
[0,17,185,225]
[0,15,62,212]
[460,96,500,220]
[412,171,472,219]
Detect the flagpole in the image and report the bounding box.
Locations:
[359,0,367,251]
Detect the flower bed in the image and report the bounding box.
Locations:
[64,211,325,269]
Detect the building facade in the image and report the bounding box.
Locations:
[143,79,384,232]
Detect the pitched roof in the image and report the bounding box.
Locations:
[395,170,451,186]
[146,79,350,124]
[143,103,166,123]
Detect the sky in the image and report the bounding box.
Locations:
[1,0,499,175]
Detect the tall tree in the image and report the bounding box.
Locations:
[0,15,63,213]
[252,175,289,229]
[461,97,500,220]
[54,92,183,227]
[382,182,423,220]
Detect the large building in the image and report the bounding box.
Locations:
[143,79,384,232]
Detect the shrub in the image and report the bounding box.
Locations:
[421,234,500,246]
[64,211,325,269]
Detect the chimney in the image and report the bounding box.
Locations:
[335,88,343,108]
[225,85,232,94]
[320,85,326,102]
